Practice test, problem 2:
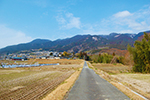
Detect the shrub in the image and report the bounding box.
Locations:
[90,53,113,63]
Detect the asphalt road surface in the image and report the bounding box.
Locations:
[65,61,130,100]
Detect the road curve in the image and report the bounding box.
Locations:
[65,61,130,100]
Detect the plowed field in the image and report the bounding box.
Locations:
[0,59,83,100]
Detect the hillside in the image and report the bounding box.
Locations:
[99,48,128,56]
[0,30,149,54]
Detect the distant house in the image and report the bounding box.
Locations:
[12,57,27,61]
[49,51,61,57]
[39,56,47,59]
[53,52,60,57]
[55,57,60,59]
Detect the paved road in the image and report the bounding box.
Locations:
[65,61,130,100]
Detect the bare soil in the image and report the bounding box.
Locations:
[42,62,84,100]
[0,59,83,100]
[0,59,83,65]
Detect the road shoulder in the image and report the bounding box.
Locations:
[42,62,84,100]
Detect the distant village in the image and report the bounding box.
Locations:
[0,49,75,61]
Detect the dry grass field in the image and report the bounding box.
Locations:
[112,74,150,96]
[0,59,84,100]
[92,63,132,74]
[0,59,83,65]
[90,63,150,99]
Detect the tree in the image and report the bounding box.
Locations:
[0,63,3,68]
[63,51,68,57]
[76,52,90,60]
[128,32,150,73]
[112,52,115,56]
[73,52,75,57]
[79,52,83,59]
[49,52,53,56]
[62,51,70,57]
[83,52,90,60]
[90,53,113,63]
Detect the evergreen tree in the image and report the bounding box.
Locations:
[128,32,150,73]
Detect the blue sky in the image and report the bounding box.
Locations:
[0,0,150,48]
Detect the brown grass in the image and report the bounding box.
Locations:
[112,74,150,98]
[89,62,150,100]
[30,59,83,65]
[0,59,83,65]
[111,82,145,100]
[92,63,131,74]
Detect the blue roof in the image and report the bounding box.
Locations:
[12,57,24,59]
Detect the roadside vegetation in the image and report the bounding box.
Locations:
[76,52,90,61]
[89,62,150,99]
[92,63,131,74]
[90,53,125,65]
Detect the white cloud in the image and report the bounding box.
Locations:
[101,5,150,33]
[113,11,132,18]
[0,25,32,49]
[116,30,134,33]
[55,5,150,35]
[66,13,73,18]
[56,12,81,29]
[56,15,66,24]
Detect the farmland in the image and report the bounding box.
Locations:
[0,59,83,100]
[90,63,150,99]
[0,59,83,65]
[92,63,132,74]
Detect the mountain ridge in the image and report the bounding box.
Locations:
[0,30,150,54]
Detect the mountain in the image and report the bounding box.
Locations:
[0,35,91,54]
[30,39,51,44]
[108,33,135,49]
[58,35,108,53]
[0,39,52,54]
[133,30,150,41]
[0,30,149,54]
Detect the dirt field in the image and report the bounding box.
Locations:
[43,62,84,100]
[0,59,84,100]
[90,63,150,99]
[0,59,83,65]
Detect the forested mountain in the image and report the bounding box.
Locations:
[0,30,149,54]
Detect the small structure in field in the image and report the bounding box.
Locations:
[12,57,27,61]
